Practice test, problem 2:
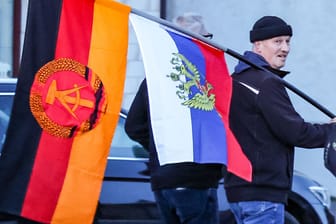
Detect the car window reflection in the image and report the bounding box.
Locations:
[110,117,148,159]
[0,95,14,145]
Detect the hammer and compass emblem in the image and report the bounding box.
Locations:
[46,80,94,120]
[30,58,107,138]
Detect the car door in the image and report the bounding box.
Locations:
[0,80,16,146]
[97,112,161,223]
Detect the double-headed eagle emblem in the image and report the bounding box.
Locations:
[167,53,215,111]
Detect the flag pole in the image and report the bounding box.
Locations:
[131,9,335,118]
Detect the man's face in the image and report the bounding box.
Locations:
[254,35,291,69]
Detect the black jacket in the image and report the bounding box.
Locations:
[125,79,222,191]
[224,51,333,203]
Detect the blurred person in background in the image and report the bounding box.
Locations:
[125,13,221,224]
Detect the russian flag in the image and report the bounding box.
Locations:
[130,14,252,182]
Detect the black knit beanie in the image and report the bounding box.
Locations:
[250,16,292,42]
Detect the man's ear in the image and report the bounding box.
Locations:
[253,41,262,53]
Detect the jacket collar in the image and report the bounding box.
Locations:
[234,51,290,78]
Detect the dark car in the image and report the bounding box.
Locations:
[0,78,334,224]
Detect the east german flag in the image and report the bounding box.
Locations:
[0,0,130,223]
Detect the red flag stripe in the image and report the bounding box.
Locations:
[21,0,95,221]
[195,41,252,181]
[55,0,94,63]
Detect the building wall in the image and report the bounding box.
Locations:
[118,0,161,109]
[0,0,14,77]
[20,0,28,61]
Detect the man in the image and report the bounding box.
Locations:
[224,15,336,224]
[174,12,213,39]
[125,14,222,224]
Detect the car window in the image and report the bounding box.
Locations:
[0,95,14,145]
[109,115,148,159]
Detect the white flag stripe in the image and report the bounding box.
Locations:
[130,14,194,164]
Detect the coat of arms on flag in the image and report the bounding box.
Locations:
[167,52,216,111]
[130,13,252,182]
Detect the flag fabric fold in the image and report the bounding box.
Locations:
[130,13,252,182]
[0,0,130,223]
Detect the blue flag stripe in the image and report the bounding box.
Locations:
[167,31,228,164]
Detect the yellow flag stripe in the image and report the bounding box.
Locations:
[51,1,130,223]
